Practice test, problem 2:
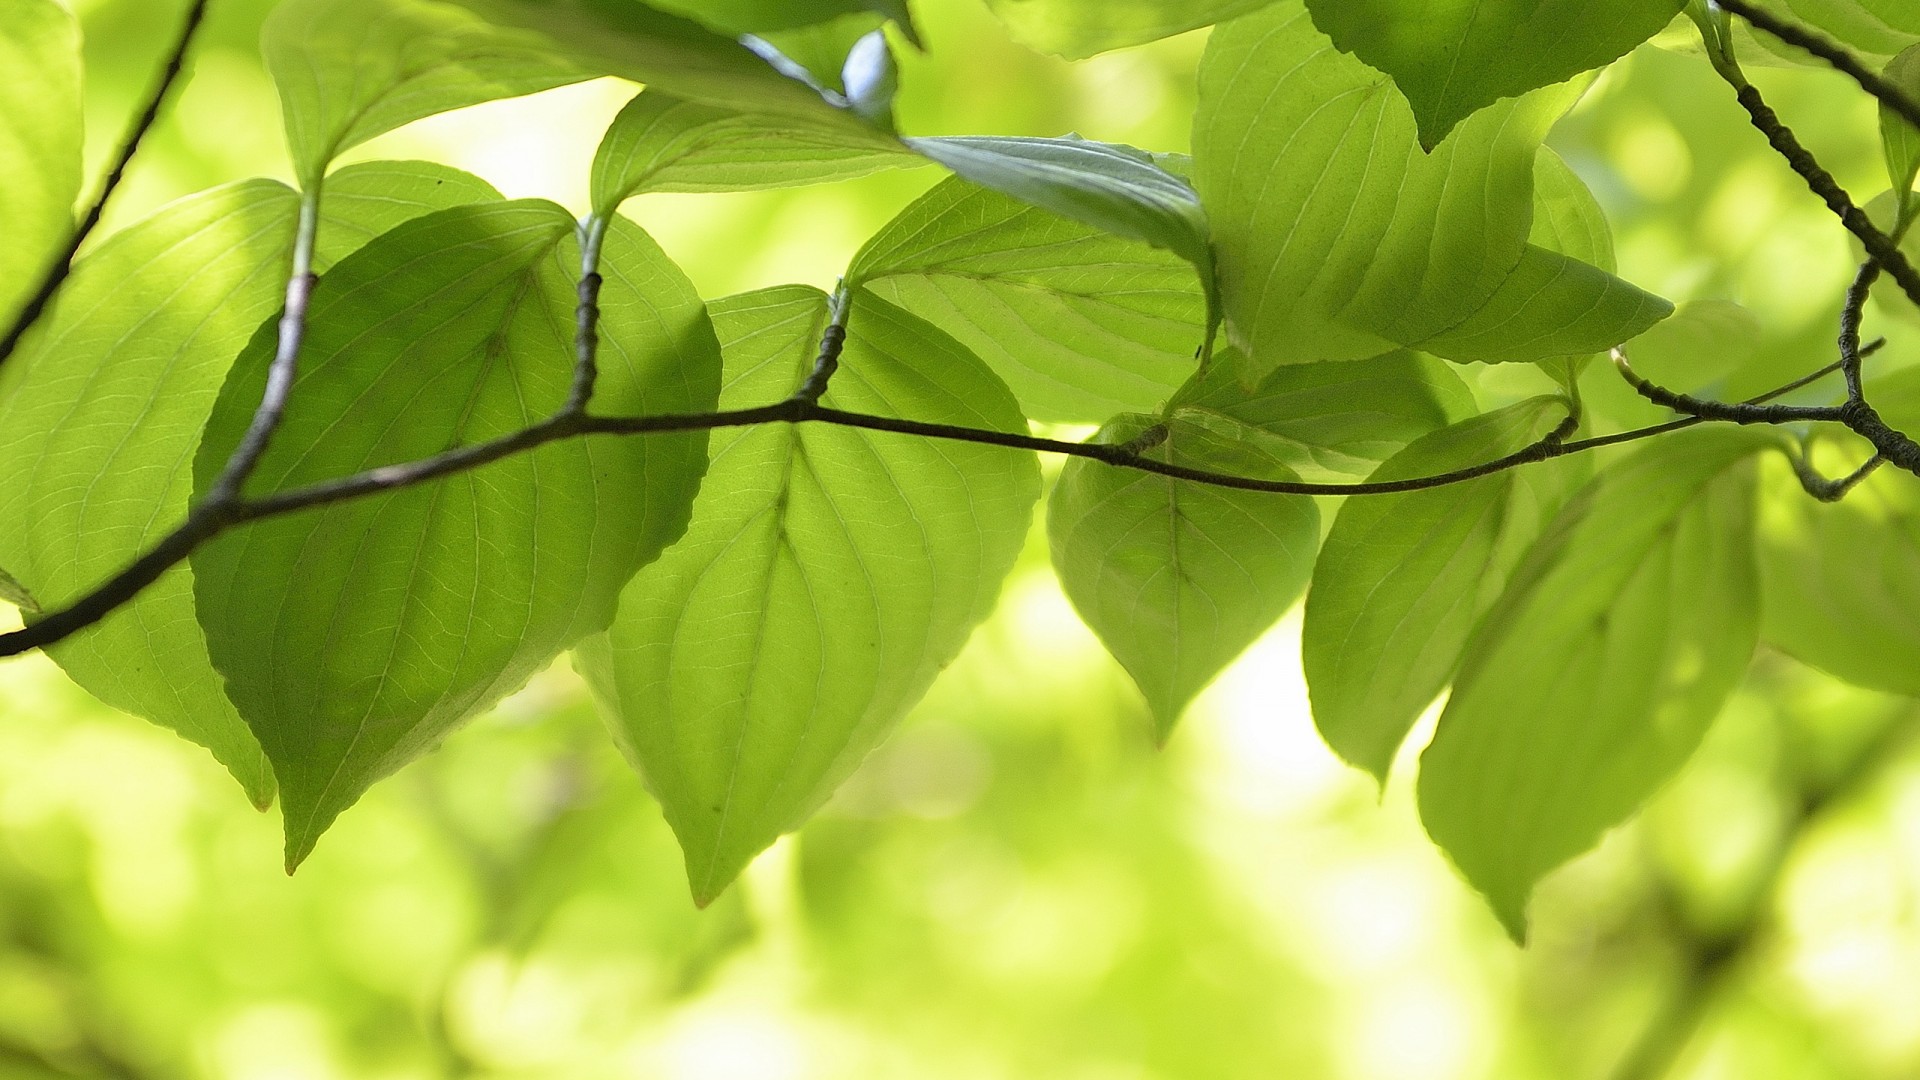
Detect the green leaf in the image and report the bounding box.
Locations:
[0,565,38,613]
[1304,399,1582,783]
[1763,0,1920,57]
[1303,0,1682,149]
[191,202,721,867]
[263,0,590,186]
[1619,299,1762,392]
[1757,456,1920,697]
[1170,348,1476,481]
[1531,149,1616,271]
[985,0,1278,59]
[851,175,1208,422]
[1882,45,1920,222]
[1195,2,1582,379]
[1419,149,1669,366]
[314,160,504,270]
[0,165,507,810]
[1756,370,1920,696]
[907,136,1214,274]
[0,0,81,328]
[0,181,299,807]
[1419,244,1674,366]
[1418,427,1773,940]
[449,0,885,137]
[591,91,916,214]
[650,0,919,44]
[575,287,1040,904]
[1050,414,1319,738]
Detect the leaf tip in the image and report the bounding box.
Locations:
[683,839,752,910]
[688,866,742,910]
[1491,894,1531,946]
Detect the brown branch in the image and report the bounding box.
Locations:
[0,0,214,374]
[1794,449,1884,501]
[1716,0,1920,136]
[565,217,609,414]
[1840,260,1879,403]
[1716,69,1920,313]
[1612,348,1843,425]
[12,316,1907,666]
[0,396,1583,659]
[791,283,851,405]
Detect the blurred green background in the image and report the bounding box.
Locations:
[7,1,1920,1077]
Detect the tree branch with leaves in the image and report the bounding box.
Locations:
[3,0,1920,945]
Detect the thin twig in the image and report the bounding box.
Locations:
[204,192,321,503]
[1612,347,1842,425]
[11,326,1899,664]
[0,0,214,374]
[566,216,609,414]
[1794,450,1884,501]
[0,397,1580,659]
[1715,0,1920,136]
[1716,66,1920,313]
[1550,340,1878,455]
[1840,260,1880,403]
[791,283,852,405]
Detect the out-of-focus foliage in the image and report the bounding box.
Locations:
[7,0,1920,1077]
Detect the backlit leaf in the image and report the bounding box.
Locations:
[591,91,915,214]
[851,175,1208,421]
[576,287,1039,904]
[0,565,38,613]
[191,202,721,866]
[1882,45,1920,222]
[908,136,1213,274]
[1620,299,1763,392]
[1050,413,1319,738]
[650,0,918,43]
[1763,0,1920,58]
[1304,399,1582,783]
[985,0,1278,59]
[0,166,504,809]
[1757,455,1920,697]
[450,0,884,137]
[1169,348,1475,481]
[1418,427,1773,939]
[263,0,589,185]
[1303,0,1682,149]
[1530,149,1616,271]
[1419,244,1673,366]
[0,0,81,328]
[313,160,505,271]
[1756,370,1920,696]
[1195,2,1580,378]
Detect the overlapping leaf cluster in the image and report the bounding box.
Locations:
[4,0,1920,939]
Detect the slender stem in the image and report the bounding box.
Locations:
[0,0,214,375]
[1713,60,1920,313]
[0,312,1899,661]
[0,397,1577,659]
[1715,0,1920,136]
[791,282,852,405]
[1795,450,1884,501]
[566,216,609,414]
[1840,260,1879,403]
[1612,347,1842,425]
[206,190,321,503]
